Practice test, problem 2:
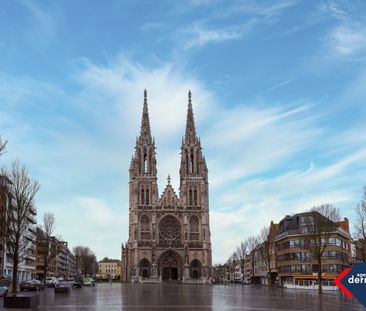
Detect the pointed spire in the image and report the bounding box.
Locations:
[185,90,197,144]
[167,175,171,185]
[139,89,151,141]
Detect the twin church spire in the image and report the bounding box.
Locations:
[138,89,198,146]
[131,90,207,184]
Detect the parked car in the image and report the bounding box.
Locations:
[46,277,59,288]
[82,277,95,287]
[0,285,8,296]
[20,279,44,292]
[0,276,11,287]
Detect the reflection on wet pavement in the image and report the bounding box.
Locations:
[0,283,364,310]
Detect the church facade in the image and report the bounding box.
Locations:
[122,90,212,283]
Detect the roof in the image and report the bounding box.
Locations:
[98,258,121,263]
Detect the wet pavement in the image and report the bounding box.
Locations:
[0,283,364,310]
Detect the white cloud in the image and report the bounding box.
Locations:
[321,1,366,58]
[176,0,297,49]
[210,150,366,263]
[40,196,128,260]
[181,22,253,49]
[327,24,366,56]
[206,103,319,188]
[320,1,351,21]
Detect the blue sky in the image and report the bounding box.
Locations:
[1,0,366,264]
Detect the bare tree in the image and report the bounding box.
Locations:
[3,160,40,293]
[257,226,273,285]
[236,241,247,282]
[0,137,8,274]
[0,136,7,156]
[40,212,56,286]
[303,204,340,293]
[73,246,97,277]
[246,236,259,283]
[231,251,239,283]
[0,175,9,256]
[354,187,366,262]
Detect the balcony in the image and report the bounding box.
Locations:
[275,230,301,241]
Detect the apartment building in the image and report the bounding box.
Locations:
[275,212,351,289]
[34,227,76,280]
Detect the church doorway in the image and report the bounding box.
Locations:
[139,258,151,278]
[162,267,170,280]
[158,250,182,281]
[190,259,202,279]
[171,267,178,280]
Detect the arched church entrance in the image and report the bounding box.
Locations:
[190,259,202,279]
[158,250,183,281]
[139,258,151,278]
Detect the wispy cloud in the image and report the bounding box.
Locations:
[321,1,366,58]
[178,0,297,49]
[205,102,319,188]
[19,0,55,41]
[233,1,298,19]
[267,78,295,92]
[327,24,366,57]
[181,22,253,49]
[140,21,165,32]
[190,0,298,19]
[320,0,352,21]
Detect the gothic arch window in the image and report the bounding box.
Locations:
[190,150,194,174]
[194,189,198,206]
[146,188,150,205]
[140,188,145,205]
[189,189,193,206]
[189,216,199,240]
[140,215,151,240]
[186,152,189,175]
[143,152,148,173]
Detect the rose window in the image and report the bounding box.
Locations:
[159,216,180,240]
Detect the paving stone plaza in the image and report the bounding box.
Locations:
[1,283,364,311]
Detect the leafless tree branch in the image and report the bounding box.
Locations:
[304,204,340,293]
[3,160,40,293]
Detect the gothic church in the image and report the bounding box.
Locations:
[122,90,212,283]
